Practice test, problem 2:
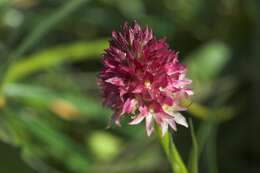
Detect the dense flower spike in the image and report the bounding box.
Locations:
[98,21,193,136]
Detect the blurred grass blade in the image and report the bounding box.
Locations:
[3,39,107,84]
[196,117,215,156]
[182,99,234,122]
[205,124,218,173]
[157,127,188,173]
[183,100,209,120]
[10,0,90,60]
[188,119,198,173]
[190,116,220,173]
[3,108,90,173]
[20,113,90,172]
[4,83,109,121]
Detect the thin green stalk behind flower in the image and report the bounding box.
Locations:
[188,119,198,173]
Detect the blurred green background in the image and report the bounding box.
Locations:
[0,0,259,173]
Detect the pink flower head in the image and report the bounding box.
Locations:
[98,21,193,136]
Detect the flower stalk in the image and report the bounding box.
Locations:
[156,126,188,173]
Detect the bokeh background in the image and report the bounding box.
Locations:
[0,0,259,173]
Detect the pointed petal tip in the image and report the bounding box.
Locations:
[129,117,144,125]
[146,127,154,137]
[146,113,154,136]
[183,122,189,128]
[115,120,122,127]
[105,77,124,86]
[173,112,189,128]
[161,121,168,137]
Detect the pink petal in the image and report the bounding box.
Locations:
[178,73,187,80]
[172,104,187,112]
[146,113,154,136]
[119,88,127,99]
[160,120,168,137]
[129,114,145,125]
[129,106,148,125]
[129,29,134,46]
[173,79,192,88]
[111,111,122,127]
[143,26,153,45]
[165,64,185,76]
[168,119,177,131]
[105,77,124,86]
[184,89,194,96]
[173,112,188,128]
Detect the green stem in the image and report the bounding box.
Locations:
[156,127,189,173]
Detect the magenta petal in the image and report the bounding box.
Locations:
[132,84,144,93]
[121,98,136,115]
[119,88,127,99]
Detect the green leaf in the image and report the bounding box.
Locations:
[181,99,234,121]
